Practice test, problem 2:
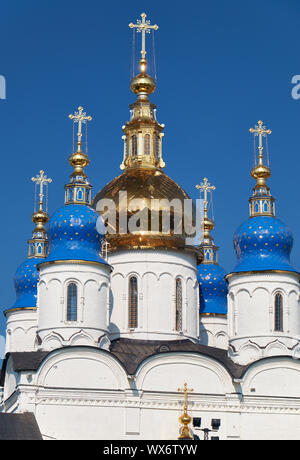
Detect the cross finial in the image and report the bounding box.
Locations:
[249,120,272,166]
[31,170,52,212]
[196,178,216,216]
[178,382,194,413]
[177,383,194,440]
[129,13,159,60]
[69,106,92,152]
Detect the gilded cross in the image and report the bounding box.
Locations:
[129,13,159,59]
[178,383,194,413]
[196,178,216,215]
[249,120,272,165]
[31,170,52,212]
[69,106,92,149]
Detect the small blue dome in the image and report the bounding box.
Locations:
[197,264,228,315]
[233,215,297,273]
[12,258,40,309]
[45,204,107,264]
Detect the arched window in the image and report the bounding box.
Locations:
[67,283,78,322]
[274,293,283,332]
[154,134,160,159]
[128,276,138,329]
[176,278,182,332]
[144,134,151,155]
[131,135,137,157]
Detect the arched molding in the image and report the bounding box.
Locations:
[216,331,228,339]
[236,341,262,362]
[142,271,160,282]
[46,278,62,289]
[236,288,252,298]
[35,347,129,390]
[69,329,94,346]
[11,326,26,334]
[242,357,300,393]
[98,281,109,292]
[111,271,125,280]
[82,278,99,288]
[270,286,286,297]
[64,277,81,289]
[265,339,289,355]
[135,353,235,394]
[252,286,270,297]
[157,271,173,281]
[126,271,141,281]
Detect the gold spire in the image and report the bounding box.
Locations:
[195,178,219,264]
[68,106,92,177]
[178,383,194,440]
[249,120,275,217]
[65,106,93,205]
[120,13,165,171]
[249,120,272,188]
[129,13,159,99]
[29,170,52,258]
[196,178,215,240]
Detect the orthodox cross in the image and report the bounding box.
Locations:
[69,106,92,150]
[129,13,159,59]
[196,177,216,216]
[249,120,272,165]
[178,382,194,414]
[31,170,52,212]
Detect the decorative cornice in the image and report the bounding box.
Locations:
[226,269,300,281]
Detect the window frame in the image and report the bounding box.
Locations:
[274,292,283,332]
[66,282,78,323]
[128,276,138,330]
[175,277,183,332]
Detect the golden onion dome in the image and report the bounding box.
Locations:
[92,168,196,251]
[93,16,199,253]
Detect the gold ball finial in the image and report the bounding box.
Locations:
[68,151,90,176]
[130,62,156,100]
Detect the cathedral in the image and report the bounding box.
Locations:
[1,13,300,441]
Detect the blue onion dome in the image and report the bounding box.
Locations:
[198,264,228,315]
[233,216,296,273]
[10,169,52,310]
[44,204,107,265]
[12,258,40,309]
[42,106,108,267]
[196,177,228,315]
[232,120,298,274]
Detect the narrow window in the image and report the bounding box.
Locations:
[144,134,151,155]
[154,134,160,158]
[274,293,283,332]
[67,283,78,322]
[176,278,182,331]
[131,135,137,157]
[129,276,138,329]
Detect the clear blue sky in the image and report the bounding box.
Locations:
[1,0,300,337]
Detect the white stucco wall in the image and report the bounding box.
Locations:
[4,349,300,440]
[5,309,37,353]
[227,272,300,364]
[108,249,199,341]
[37,262,111,350]
[199,315,228,349]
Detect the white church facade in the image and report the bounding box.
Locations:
[1,13,300,440]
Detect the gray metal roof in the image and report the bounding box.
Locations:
[3,339,248,379]
[0,413,42,440]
